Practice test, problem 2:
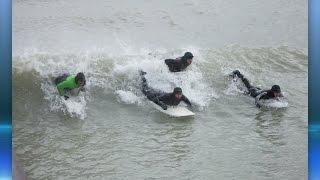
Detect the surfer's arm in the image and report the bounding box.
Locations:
[149,95,168,110]
[164,59,174,65]
[182,96,192,107]
[154,98,168,110]
[255,92,267,108]
[57,81,68,96]
[57,82,70,100]
[79,86,85,92]
[158,101,168,110]
[164,59,180,72]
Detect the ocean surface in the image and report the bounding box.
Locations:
[13,0,308,179]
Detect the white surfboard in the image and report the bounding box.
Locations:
[256,99,288,108]
[150,101,195,117]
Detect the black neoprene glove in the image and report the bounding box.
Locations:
[160,102,168,110]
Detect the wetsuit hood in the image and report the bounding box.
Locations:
[271,85,281,93]
[173,87,182,94]
[75,72,86,86]
[184,52,193,59]
[181,52,193,62]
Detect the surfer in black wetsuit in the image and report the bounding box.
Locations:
[164,52,194,72]
[139,71,192,110]
[231,70,283,107]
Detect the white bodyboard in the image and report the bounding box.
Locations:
[150,101,195,117]
[256,99,288,108]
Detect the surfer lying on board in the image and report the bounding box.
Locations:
[54,72,86,100]
[140,71,192,110]
[231,70,283,107]
[164,52,193,72]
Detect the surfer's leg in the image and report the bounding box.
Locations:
[141,76,149,95]
[139,71,159,98]
[232,70,253,89]
[139,71,162,98]
[139,70,149,95]
[139,70,167,109]
[241,77,252,90]
[232,70,262,97]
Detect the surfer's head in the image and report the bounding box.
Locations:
[182,52,193,65]
[75,72,86,87]
[173,87,183,99]
[271,85,281,97]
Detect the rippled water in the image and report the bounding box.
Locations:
[13,0,307,179]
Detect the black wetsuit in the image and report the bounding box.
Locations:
[164,57,190,72]
[140,75,192,109]
[233,72,278,100]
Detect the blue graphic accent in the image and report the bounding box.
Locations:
[0,0,12,179]
[309,0,320,179]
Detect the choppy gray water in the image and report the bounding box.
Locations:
[13,0,307,179]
